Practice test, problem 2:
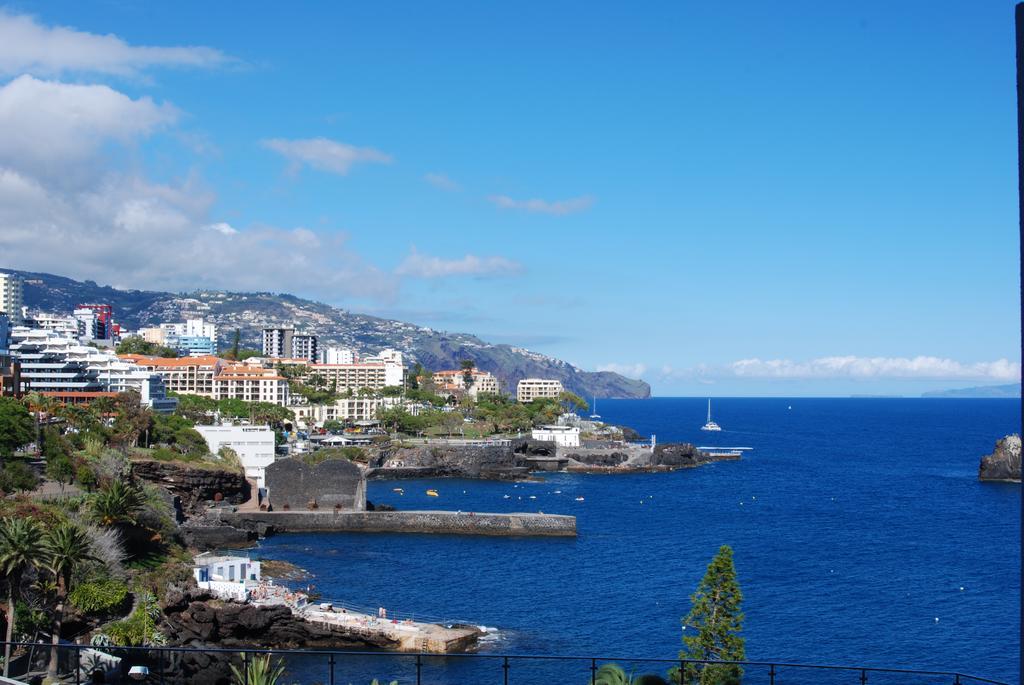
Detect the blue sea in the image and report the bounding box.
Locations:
[256,398,1021,684]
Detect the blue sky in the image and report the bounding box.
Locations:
[0,1,1019,396]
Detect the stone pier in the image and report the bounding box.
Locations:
[218,509,577,537]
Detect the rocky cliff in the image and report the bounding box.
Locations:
[10,267,651,399]
[131,459,250,516]
[978,434,1022,482]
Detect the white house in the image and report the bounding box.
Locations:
[532,424,581,448]
[195,424,276,490]
[193,553,261,601]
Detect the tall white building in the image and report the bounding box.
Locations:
[262,327,317,362]
[160,318,218,345]
[292,333,318,363]
[516,378,564,403]
[321,346,357,365]
[195,425,276,490]
[0,273,24,326]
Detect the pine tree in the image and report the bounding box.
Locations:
[676,545,745,685]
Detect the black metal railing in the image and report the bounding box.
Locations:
[0,642,1011,685]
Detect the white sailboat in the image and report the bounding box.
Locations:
[589,396,601,420]
[701,398,722,431]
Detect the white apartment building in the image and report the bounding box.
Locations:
[120,354,224,398]
[28,312,80,338]
[432,369,501,399]
[11,328,176,411]
[0,273,24,326]
[308,358,404,391]
[516,378,564,403]
[138,327,166,344]
[161,318,217,344]
[292,396,402,426]
[195,425,276,490]
[320,346,357,365]
[72,308,99,340]
[532,424,581,448]
[292,334,317,363]
[213,363,290,406]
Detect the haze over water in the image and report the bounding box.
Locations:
[259,398,1021,684]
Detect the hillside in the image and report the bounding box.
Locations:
[7,268,651,400]
[921,383,1021,399]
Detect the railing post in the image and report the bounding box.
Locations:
[74,644,80,685]
[591,658,597,685]
[242,651,250,685]
[954,675,962,685]
[503,655,510,685]
[159,647,166,685]
[769,663,775,685]
[416,653,422,685]
[680,660,687,685]
[328,652,335,685]
[860,668,868,685]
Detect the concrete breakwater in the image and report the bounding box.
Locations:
[216,509,577,537]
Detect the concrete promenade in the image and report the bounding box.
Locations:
[301,604,481,652]
[218,509,577,537]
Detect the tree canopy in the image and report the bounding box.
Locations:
[0,398,34,459]
[673,545,745,685]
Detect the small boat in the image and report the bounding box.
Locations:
[589,396,601,420]
[575,496,585,502]
[701,399,722,432]
[503,494,511,499]
[529,495,537,500]
[392,487,404,493]
[426,489,439,497]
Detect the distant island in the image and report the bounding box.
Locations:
[921,383,1021,399]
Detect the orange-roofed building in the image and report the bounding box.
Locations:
[431,369,501,399]
[214,363,290,406]
[119,354,225,398]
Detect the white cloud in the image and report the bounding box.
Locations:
[0,9,231,77]
[597,363,648,379]
[0,75,178,183]
[424,172,461,192]
[487,194,594,216]
[659,356,1021,382]
[261,137,392,176]
[0,77,397,302]
[395,249,523,278]
[206,222,238,235]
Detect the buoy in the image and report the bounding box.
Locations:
[935,617,939,623]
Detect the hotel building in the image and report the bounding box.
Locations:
[516,378,564,403]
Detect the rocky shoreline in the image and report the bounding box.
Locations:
[365,439,735,480]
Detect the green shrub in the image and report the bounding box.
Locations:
[70,579,130,614]
[0,462,38,493]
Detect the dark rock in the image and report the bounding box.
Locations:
[367,443,534,480]
[131,460,249,517]
[366,500,396,511]
[160,592,399,683]
[651,443,711,467]
[979,434,1021,482]
[179,523,258,550]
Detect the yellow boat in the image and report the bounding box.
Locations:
[426,489,439,497]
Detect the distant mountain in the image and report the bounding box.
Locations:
[7,268,651,400]
[921,383,1021,399]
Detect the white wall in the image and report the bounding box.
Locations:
[195,425,276,489]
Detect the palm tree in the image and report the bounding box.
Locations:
[41,523,98,683]
[89,480,144,527]
[0,517,42,676]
